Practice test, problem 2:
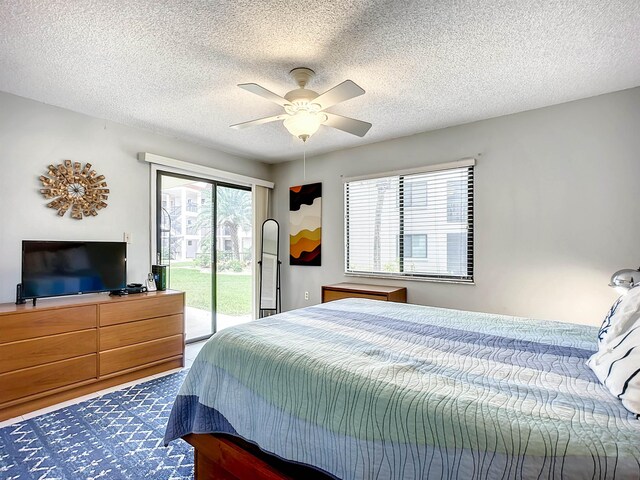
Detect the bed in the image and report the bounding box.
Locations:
[165,298,640,479]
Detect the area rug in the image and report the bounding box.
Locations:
[0,370,193,480]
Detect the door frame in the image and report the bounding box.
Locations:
[149,163,256,272]
[154,169,252,344]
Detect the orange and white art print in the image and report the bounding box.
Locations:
[289,183,321,266]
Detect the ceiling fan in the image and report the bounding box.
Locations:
[230,68,372,142]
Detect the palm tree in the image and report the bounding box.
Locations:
[373,179,390,270]
[216,187,251,260]
[196,186,251,261]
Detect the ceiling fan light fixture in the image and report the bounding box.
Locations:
[283,110,326,141]
[231,68,370,139]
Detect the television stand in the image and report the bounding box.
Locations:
[0,290,185,421]
[15,297,37,306]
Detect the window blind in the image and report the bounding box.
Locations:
[344,162,474,282]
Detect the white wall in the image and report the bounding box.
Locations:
[272,87,640,325]
[0,92,271,303]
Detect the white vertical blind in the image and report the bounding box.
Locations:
[344,162,474,282]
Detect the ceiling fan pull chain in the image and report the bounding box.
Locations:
[303,146,306,181]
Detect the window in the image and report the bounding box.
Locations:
[446,232,468,276]
[186,219,197,235]
[404,234,428,258]
[345,160,474,282]
[405,181,428,207]
[447,179,466,223]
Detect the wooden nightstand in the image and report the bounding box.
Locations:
[321,283,407,303]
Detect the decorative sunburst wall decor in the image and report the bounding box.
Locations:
[39,160,109,219]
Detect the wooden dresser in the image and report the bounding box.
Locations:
[322,283,407,303]
[0,290,184,421]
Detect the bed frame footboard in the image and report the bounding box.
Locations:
[183,433,331,480]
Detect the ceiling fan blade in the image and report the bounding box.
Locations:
[313,80,365,110]
[230,114,288,129]
[323,113,371,137]
[238,83,290,107]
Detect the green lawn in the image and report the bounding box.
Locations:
[168,266,251,316]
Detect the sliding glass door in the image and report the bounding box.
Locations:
[214,185,253,330]
[157,172,253,342]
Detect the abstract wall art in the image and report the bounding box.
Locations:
[290,182,322,266]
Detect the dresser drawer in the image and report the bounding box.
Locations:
[99,294,184,326]
[99,334,183,376]
[0,355,97,404]
[0,306,97,344]
[0,329,97,374]
[323,290,388,302]
[100,314,183,350]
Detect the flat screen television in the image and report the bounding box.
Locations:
[21,240,127,300]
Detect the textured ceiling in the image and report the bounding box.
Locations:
[1,1,639,163]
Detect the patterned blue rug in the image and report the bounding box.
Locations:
[0,370,193,479]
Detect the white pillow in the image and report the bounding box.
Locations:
[588,323,640,415]
[597,286,640,345]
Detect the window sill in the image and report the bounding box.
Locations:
[344,272,475,285]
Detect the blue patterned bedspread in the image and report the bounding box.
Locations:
[164,299,640,479]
